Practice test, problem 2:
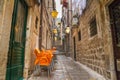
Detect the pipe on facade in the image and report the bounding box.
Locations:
[39,0,43,50]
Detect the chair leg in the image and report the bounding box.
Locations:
[52,60,54,70]
[48,66,50,78]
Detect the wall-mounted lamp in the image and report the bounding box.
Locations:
[53,29,57,34]
[65,26,70,34]
[51,10,58,18]
[54,36,57,41]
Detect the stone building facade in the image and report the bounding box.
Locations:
[41,6,52,49]
[61,0,72,56]
[61,6,68,53]
[0,0,15,80]
[40,0,54,50]
[23,3,40,79]
[0,0,54,80]
[71,0,120,80]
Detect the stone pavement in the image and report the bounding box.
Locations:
[28,54,91,80]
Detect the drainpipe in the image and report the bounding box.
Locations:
[39,0,43,50]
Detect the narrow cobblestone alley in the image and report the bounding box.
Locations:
[1,0,120,80]
[28,51,90,80]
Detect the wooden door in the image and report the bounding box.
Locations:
[6,0,28,80]
[73,37,76,61]
[109,0,120,80]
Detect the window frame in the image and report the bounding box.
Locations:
[78,30,81,41]
[89,17,98,37]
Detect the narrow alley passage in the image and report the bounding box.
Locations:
[28,51,90,80]
[1,0,120,80]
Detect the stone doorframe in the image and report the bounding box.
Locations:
[104,0,118,80]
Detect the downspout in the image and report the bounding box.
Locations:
[39,0,43,50]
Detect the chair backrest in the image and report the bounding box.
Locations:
[34,48,40,57]
[34,48,54,65]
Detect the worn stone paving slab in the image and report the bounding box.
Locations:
[28,55,90,80]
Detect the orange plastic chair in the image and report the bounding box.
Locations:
[34,48,56,66]
[34,48,41,65]
[39,56,50,66]
[45,50,53,60]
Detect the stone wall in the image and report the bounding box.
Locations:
[0,0,14,80]
[23,3,53,78]
[42,9,47,48]
[23,4,40,78]
[24,2,53,78]
[41,5,52,49]
[0,0,53,80]
[74,0,116,80]
[0,0,4,40]
[0,0,41,79]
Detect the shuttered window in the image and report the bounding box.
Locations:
[78,31,81,41]
[35,17,38,29]
[90,18,97,37]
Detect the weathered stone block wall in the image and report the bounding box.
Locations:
[41,6,52,49]
[76,0,116,80]
[0,0,53,79]
[0,0,14,80]
[24,4,53,78]
[42,9,47,48]
[24,4,40,78]
[0,0,4,40]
